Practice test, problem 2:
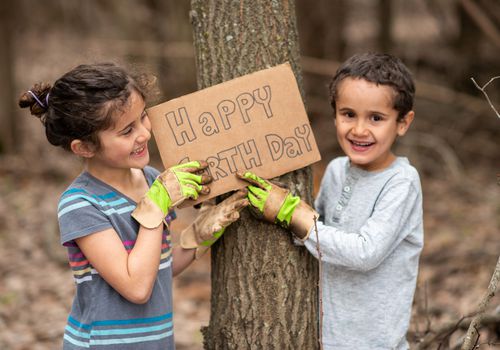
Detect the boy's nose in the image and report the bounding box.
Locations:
[352,120,368,136]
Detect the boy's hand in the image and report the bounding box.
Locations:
[180,190,249,259]
[237,171,317,240]
[132,160,212,229]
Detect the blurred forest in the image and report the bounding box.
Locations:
[0,0,499,349]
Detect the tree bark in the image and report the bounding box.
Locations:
[190,1,319,349]
[0,0,19,153]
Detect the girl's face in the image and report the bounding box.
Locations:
[89,90,151,174]
[334,78,413,172]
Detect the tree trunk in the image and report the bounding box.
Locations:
[190,1,319,349]
[378,0,392,53]
[0,0,19,154]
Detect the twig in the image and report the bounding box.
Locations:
[313,216,323,350]
[413,313,500,349]
[415,315,470,350]
[461,255,500,350]
[424,282,432,334]
[471,76,500,119]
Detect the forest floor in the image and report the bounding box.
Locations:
[0,149,498,349]
[2,22,499,349]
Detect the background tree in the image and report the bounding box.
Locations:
[190,1,319,349]
[0,0,19,153]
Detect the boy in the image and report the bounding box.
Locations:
[238,52,423,349]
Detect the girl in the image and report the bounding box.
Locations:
[19,63,247,349]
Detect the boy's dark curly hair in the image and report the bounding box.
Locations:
[328,53,415,120]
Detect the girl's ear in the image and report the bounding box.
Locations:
[397,111,415,137]
[70,140,95,158]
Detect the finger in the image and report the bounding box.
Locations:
[192,160,210,176]
[219,198,247,217]
[248,185,266,200]
[184,184,206,199]
[171,160,200,172]
[199,185,211,195]
[173,160,209,173]
[217,212,240,228]
[211,224,222,234]
[230,198,249,211]
[247,191,262,209]
[183,179,203,192]
[236,172,269,190]
[184,188,199,200]
[181,172,203,184]
[221,189,248,205]
[224,211,240,222]
[236,171,264,187]
[182,172,212,185]
[199,174,212,184]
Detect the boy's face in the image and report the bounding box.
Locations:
[334,77,413,172]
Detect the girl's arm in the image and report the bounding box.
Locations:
[76,224,163,304]
[170,189,249,276]
[171,246,195,276]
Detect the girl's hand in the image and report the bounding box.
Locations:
[180,189,249,259]
[132,160,212,229]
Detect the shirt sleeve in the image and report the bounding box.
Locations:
[58,193,112,245]
[305,178,420,271]
[314,161,335,221]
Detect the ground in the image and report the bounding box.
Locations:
[0,148,498,349]
[1,21,499,349]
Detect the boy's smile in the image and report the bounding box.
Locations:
[334,78,414,172]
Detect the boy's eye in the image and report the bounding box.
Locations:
[343,111,355,118]
[371,114,383,122]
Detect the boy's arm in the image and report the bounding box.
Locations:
[239,172,421,272]
[237,172,318,240]
[307,179,421,271]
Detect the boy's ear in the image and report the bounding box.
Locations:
[70,139,95,158]
[397,111,414,136]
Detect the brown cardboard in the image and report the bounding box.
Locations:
[147,63,321,206]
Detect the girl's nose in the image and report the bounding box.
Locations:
[137,122,151,142]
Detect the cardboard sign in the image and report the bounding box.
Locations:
[147,63,321,205]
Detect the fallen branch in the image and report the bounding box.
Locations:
[413,313,500,349]
[414,316,469,350]
[461,255,500,350]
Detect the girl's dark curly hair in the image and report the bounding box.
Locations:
[19,63,151,151]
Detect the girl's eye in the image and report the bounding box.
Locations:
[343,111,355,118]
[122,127,133,135]
[371,114,383,122]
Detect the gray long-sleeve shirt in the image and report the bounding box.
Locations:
[305,156,423,349]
